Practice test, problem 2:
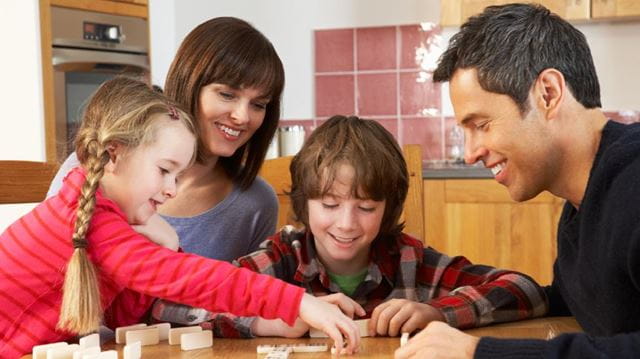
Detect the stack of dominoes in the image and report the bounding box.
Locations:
[32,322,213,359]
[257,343,328,358]
[32,333,106,359]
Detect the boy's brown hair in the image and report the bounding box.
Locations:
[289,115,408,238]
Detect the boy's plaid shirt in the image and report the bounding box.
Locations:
[152,227,548,337]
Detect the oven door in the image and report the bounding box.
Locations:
[52,47,149,159]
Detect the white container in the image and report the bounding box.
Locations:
[265,131,279,159]
[279,125,306,156]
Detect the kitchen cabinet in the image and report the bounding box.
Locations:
[592,0,640,18]
[423,178,564,286]
[50,0,147,19]
[441,0,590,26]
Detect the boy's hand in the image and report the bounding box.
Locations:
[318,293,366,318]
[394,321,478,359]
[369,299,445,336]
[251,317,309,338]
[299,293,361,354]
[132,213,179,251]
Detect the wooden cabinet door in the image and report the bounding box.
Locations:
[424,179,564,285]
[442,0,590,27]
[592,0,640,18]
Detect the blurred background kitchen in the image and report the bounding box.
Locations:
[1,0,638,284]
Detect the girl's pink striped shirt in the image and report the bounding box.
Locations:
[0,168,303,358]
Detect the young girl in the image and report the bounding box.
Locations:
[0,79,359,358]
[153,115,548,338]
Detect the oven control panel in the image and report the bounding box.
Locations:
[83,22,121,43]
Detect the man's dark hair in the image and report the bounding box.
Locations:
[433,3,601,113]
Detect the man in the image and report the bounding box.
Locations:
[396,3,640,358]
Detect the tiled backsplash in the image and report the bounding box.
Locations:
[279,23,640,163]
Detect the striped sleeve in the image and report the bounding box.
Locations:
[420,249,549,329]
[88,210,305,326]
[152,233,300,337]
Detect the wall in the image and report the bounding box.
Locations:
[149,0,441,119]
[0,0,45,231]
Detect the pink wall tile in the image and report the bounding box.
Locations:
[399,71,441,116]
[315,29,354,72]
[315,74,355,117]
[401,117,443,161]
[357,73,397,116]
[356,26,397,70]
[399,24,441,69]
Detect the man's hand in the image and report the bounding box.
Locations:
[369,299,445,336]
[394,321,479,359]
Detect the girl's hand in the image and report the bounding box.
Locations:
[132,213,179,251]
[369,299,445,337]
[251,317,309,338]
[317,293,366,319]
[394,321,479,359]
[298,293,361,354]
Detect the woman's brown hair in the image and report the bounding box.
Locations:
[289,115,409,239]
[164,17,285,190]
[57,77,196,334]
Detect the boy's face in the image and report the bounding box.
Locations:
[308,164,386,275]
[450,68,560,202]
[101,118,196,225]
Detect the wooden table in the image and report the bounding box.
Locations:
[22,317,582,358]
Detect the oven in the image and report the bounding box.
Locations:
[51,7,149,159]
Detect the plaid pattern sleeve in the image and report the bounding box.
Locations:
[409,235,549,329]
[151,228,303,337]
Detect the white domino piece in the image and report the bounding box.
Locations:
[148,322,171,341]
[33,342,68,359]
[83,350,117,359]
[72,346,100,359]
[264,346,291,359]
[400,332,409,347]
[310,318,370,338]
[123,340,142,359]
[46,344,79,359]
[290,343,328,352]
[257,344,278,354]
[180,330,213,351]
[256,344,292,354]
[78,333,99,350]
[168,326,203,345]
[356,319,370,337]
[115,323,147,344]
[125,326,159,346]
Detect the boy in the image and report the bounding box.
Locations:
[153,115,547,338]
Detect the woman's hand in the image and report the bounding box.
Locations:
[132,213,179,251]
[394,321,479,359]
[369,299,445,336]
[251,317,309,338]
[317,293,366,319]
[298,293,361,354]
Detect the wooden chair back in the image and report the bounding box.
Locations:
[259,144,425,241]
[0,161,59,204]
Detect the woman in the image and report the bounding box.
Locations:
[48,17,283,260]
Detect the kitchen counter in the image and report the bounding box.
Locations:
[423,161,493,179]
